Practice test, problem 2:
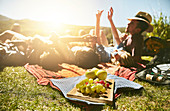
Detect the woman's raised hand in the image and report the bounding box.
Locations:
[96,10,104,20]
[108,7,113,21]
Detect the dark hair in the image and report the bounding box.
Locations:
[72,46,100,69]
[136,20,149,33]
[11,23,21,33]
[40,49,63,71]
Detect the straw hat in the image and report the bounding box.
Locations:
[128,11,153,32]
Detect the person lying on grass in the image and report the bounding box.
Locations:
[0,30,100,70]
[0,22,98,69]
[0,7,154,69]
[41,33,100,70]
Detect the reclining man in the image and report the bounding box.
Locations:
[0,29,100,70]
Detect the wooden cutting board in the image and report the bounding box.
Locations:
[67,79,114,104]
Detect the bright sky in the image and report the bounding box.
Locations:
[0,0,169,27]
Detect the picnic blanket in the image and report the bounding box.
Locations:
[24,63,141,102]
[24,63,86,90]
[51,74,142,105]
[24,63,136,86]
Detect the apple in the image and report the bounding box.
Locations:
[96,70,107,80]
[91,67,99,74]
[85,69,96,79]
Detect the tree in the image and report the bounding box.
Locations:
[147,12,170,40]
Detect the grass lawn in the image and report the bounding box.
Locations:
[0,57,169,111]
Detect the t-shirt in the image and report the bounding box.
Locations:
[97,34,143,63]
[123,34,144,57]
[96,43,124,63]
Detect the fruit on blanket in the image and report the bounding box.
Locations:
[89,78,93,84]
[85,87,91,94]
[105,83,110,88]
[91,85,96,92]
[96,87,101,93]
[75,68,110,96]
[91,67,99,74]
[94,78,100,83]
[76,79,109,94]
[76,83,80,89]
[101,87,106,93]
[81,88,85,93]
[96,83,103,90]
[85,69,96,79]
[96,70,107,80]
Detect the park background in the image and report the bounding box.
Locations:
[0,0,169,110]
[0,0,169,43]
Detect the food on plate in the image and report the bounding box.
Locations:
[75,68,110,97]
[96,70,107,80]
[85,69,96,79]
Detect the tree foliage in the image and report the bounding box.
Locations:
[147,12,170,40]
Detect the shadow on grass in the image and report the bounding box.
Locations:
[0,65,25,71]
[68,100,105,111]
[0,66,6,71]
[66,92,117,111]
[116,88,144,97]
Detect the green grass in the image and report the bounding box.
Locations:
[0,65,169,111]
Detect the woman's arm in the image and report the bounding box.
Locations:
[108,7,121,45]
[95,10,104,45]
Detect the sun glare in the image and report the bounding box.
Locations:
[12,0,93,34]
[27,0,90,25]
[21,1,66,27]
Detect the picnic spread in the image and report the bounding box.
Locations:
[24,46,170,105]
[0,9,169,110]
[0,30,169,105]
[136,48,170,85]
[24,63,143,105]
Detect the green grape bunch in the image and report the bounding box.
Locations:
[76,68,110,97]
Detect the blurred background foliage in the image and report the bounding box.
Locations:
[147,12,170,40]
[0,12,169,44]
